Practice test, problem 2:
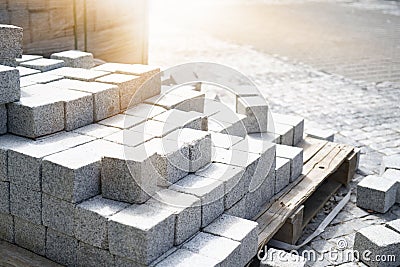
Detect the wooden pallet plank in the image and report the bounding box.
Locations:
[299,137,328,164]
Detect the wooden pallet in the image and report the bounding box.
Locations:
[254,137,359,249]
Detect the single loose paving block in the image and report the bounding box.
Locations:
[0,65,20,105]
[380,155,400,174]
[0,24,23,59]
[108,204,175,265]
[383,169,400,203]
[20,58,65,72]
[51,50,95,69]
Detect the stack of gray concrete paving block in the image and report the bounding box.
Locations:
[0,25,23,67]
[51,50,95,69]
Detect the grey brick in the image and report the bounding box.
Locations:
[169,89,205,113]
[124,103,166,119]
[257,167,276,208]
[153,109,205,130]
[103,129,153,147]
[16,66,41,77]
[108,204,175,265]
[224,196,247,218]
[144,93,188,111]
[146,189,201,245]
[0,65,20,104]
[354,225,400,267]
[8,132,93,190]
[381,155,400,174]
[271,123,294,146]
[275,157,291,193]
[155,248,220,267]
[0,212,14,242]
[210,132,243,149]
[209,114,247,138]
[272,113,304,145]
[101,144,158,204]
[75,195,129,249]
[51,50,94,69]
[182,232,241,267]
[10,183,41,224]
[383,169,400,203]
[0,25,23,59]
[46,228,78,267]
[276,144,303,182]
[203,214,258,266]
[0,181,9,213]
[196,163,246,209]
[0,134,28,182]
[386,219,400,234]
[42,194,76,237]
[130,120,181,138]
[98,114,146,130]
[20,58,65,72]
[77,243,115,267]
[49,79,120,121]
[170,174,224,227]
[21,72,63,84]
[356,175,397,213]
[16,55,43,65]
[43,140,115,203]
[14,217,46,256]
[0,104,6,134]
[237,95,268,133]
[73,123,119,139]
[47,67,109,82]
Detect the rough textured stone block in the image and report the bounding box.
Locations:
[182,232,241,267]
[0,65,20,104]
[0,212,14,242]
[170,174,224,227]
[155,248,220,267]
[209,112,247,137]
[43,140,116,203]
[145,94,188,110]
[60,89,94,131]
[237,96,268,133]
[47,67,109,81]
[203,214,258,266]
[146,189,201,245]
[0,104,6,134]
[51,50,95,69]
[21,72,63,84]
[16,55,43,65]
[98,114,146,130]
[124,103,166,119]
[8,132,93,190]
[75,195,129,249]
[275,157,291,193]
[17,66,41,77]
[276,144,303,182]
[103,129,153,147]
[210,132,243,149]
[0,181,9,213]
[153,109,205,130]
[165,128,211,172]
[386,219,400,234]
[196,163,246,209]
[77,243,115,267]
[262,248,306,267]
[272,113,304,145]
[130,120,180,138]
[257,167,276,208]
[0,25,23,59]
[224,196,247,218]
[46,228,78,267]
[357,175,397,213]
[0,58,17,67]
[248,132,280,144]
[101,144,158,204]
[20,58,65,72]
[383,169,400,203]
[108,204,175,265]
[73,123,119,139]
[42,193,76,236]
[354,225,400,267]
[96,73,142,109]
[271,123,294,146]
[169,89,205,113]
[0,134,28,182]
[10,183,42,224]
[381,155,400,174]
[49,79,120,121]
[14,217,46,256]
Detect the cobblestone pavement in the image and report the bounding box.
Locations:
[149,1,400,265]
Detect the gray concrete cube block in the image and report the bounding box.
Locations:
[271,123,294,146]
[124,103,166,119]
[224,196,247,218]
[0,212,14,242]
[73,123,119,139]
[169,89,205,113]
[103,129,153,147]
[17,66,41,77]
[108,204,175,265]
[381,155,400,174]
[51,50,95,69]
[272,113,304,145]
[210,132,243,149]
[130,120,181,138]
[275,157,291,193]
[49,79,120,121]
[101,144,158,204]
[357,175,397,213]
[182,232,241,267]
[153,109,205,130]
[155,248,220,267]
[196,163,246,209]
[258,166,276,207]
[21,72,63,84]
[203,214,258,266]
[8,132,93,190]
[46,228,78,267]
[237,96,268,133]
[0,25,23,59]
[383,169,400,203]
[386,219,400,234]
[144,93,188,111]
[170,174,224,227]
[59,89,94,131]
[75,195,129,249]
[42,194,76,236]
[276,144,303,182]
[0,181,9,213]
[14,217,46,256]
[98,114,146,130]
[0,134,28,182]
[146,189,201,245]
[0,65,20,104]
[354,225,400,267]
[77,242,115,267]
[0,104,6,134]
[16,55,43,65]
[10,183,41,224]
[20,58,65,72]
[47,67,109,82]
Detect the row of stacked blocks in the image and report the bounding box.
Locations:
[0,24,306,266]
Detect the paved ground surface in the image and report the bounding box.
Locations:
[149,0,400,266]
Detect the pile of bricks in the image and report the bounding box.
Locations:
[356,155,400,213]
[0,24,307,266]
